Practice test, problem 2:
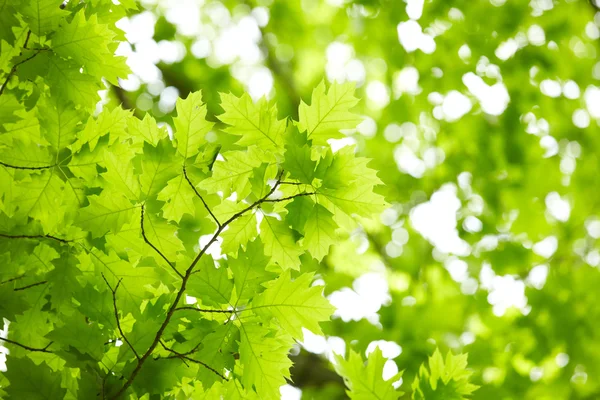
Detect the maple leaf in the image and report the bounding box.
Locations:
[218,92,286,152]
[260,216,302,271]
[238,322,294,399]
[411,349,479,400]
[173,91,214,159]
[298,80,362,145]
[335,347,404,400]
[19,0,67,36]
[252,270,335,339]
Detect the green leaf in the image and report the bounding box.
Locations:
[157,174,196,222]
[238,322,294,399]
[411,349,478,400]
[143,212,185,261]
[259,216,302,271]
[282,128,317,184]
[218,92,286,152]
[220,213,257,256]
[20,0,67,36]
[52,11,128,84]
[298,81,362,145]
[37,95,80,157]
[302,203,338,261]
[74,106,130,153]
[335,347,403,400]
[75,191,136,238]
[187,256,233,307]
[228,239,275,304]
[252,270,335,339]
[3,357,66,399]
[101,145,141,201]
[199,148,265,199]
[138,139,181,198]
[12,170,65,233]
[173,91,214,159]
[127,113,168,146]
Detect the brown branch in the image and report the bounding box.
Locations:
[0,161,57,170]
[182,165,221,228]
[13,280,47,291]
[140,204,183,279]
[0,274,25,285]
[0,336,53,353]
[0,233,72,243]
[158,340,228,381]
[108,170,285,399]
[102,274,141,361]
[262,192,315,203]
[175,306,234,314]
[279,181,305,185]
[0,31,46,96]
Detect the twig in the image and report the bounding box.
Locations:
[102,274,141,361]
[0,31,45,96]
[140,204,183,279]
[0,161,56,170]
[0,274,25,285]
[175,306,234,314]
[0,336,53,353]
[108,170,285,399]
[13,280,47,291]
[182,165,221,228]
[262,192,315,203]
[0,233,72,243]
[158,340,228,380]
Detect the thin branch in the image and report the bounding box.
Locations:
[108,170,285,399]
[183,165,221,228]
[0,32,45,96]
[0,336,53,353]
[102,274,141,361]
[0,274,25,285]
[175,306,234,314]
[262,192,315,203]
[0,161,56,170]
[140,204,184,279]
[0,233,72,243]
[279,181,305,186]
[13,280,47,291]
[158,340,228,381]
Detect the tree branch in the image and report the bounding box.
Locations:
[0,161,57,170]
[0,31,46,96]
[0,274,25,285]
[182,165,221,228]
[0,233,72,243]
[157,340,228,381]
[108,170,285,399]
[140,204,183,279]
[175,306,234,314]
[0,336,53,353]
[13,280,47,291]
[262,192,315,203]
[102,274,141,361]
